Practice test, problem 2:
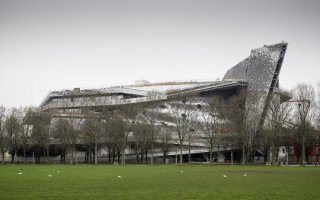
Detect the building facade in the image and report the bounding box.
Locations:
[22,42,294,164]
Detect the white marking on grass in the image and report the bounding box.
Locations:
[48,175,52,177]
[243,174,247,176]
[17,172,23,175]
[223,175,227,178]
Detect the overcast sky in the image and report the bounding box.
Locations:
[1,0,319,107]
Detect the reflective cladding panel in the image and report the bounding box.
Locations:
[221,43,287,129]
[246,43,287,128]
[222,58,249,81]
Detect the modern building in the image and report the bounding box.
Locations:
[27,42,292,164]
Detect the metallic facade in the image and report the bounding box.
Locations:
[41,43,288,129]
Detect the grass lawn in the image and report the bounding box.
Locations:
[0,164,319,200]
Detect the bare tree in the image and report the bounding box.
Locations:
[316,82,320,162]
[139,103,161,165]
[315,82,320,130]
[53,118,72,164]
[159,122,173,164]
[81,119,94,164]
[199,97,222,164]
[20,107,34,164]
[65,115,79,164]
[99,109,115,164]
[53,98,83,164]
[116,104,141,165]
[133,122,150,164]
[217,91,246,164]
[30,109,52,164]
[186,114,200,163]
[107,113,125,164]
[81,111,102,165]
[244,93,262,164]
[292,83,315,166]
[216,90,260,165]
[0,106,9,164]
[167,96,198,165]
[5,108,22,163]
[265,95,291,165]
[132,123,143,164]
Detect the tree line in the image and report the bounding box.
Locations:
[0,83,319,165]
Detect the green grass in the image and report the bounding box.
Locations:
[0,164,319,200]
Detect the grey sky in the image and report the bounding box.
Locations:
[1,0,319,107]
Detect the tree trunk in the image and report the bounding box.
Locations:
[163,151,167,164]
[245,145,251,164]
[32,150,35,164]
[301,136,306,166]
[231,150,233,165]
[150,141,154,166]
[88,143,91,164]
[180,144,183,165]
[43,148,46,164]
[70,148,74,164]
[271,142,276,166]
[145,150,148,164]
[112,150,115,163]
[2,153,4,164]
[94,143,98,165]
[136,153,139,164]
[75,151,78,164]
[11,150,15,164]
[247,145,252,164]
[117,151,120,163]
[85,152,89,164]
[46,146,50,164]
[23,148,26,164]
[188,144,191,163]
[121,149,125,165]
[242,143,246,165]
[140,152,143,164]
[175,151,178,164]
[209,146,213,165]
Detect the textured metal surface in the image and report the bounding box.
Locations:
[223,43,288,128]
[223,58,250,81]
[248,44,287,128]
[40,43,288,131]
